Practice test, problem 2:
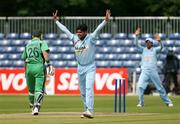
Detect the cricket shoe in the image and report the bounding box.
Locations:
[136,103,144,107]
[80,114,85,118]
[167,103,173,107]
[32,107,39,115]
[83,110,94,119]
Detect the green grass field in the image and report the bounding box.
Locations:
[0,95,180,124]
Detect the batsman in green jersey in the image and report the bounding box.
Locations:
[21,30,54,115]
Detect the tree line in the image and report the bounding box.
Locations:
[0,0,180,16]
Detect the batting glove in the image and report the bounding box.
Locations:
[48,65,54,76]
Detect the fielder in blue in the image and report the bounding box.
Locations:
[134,27,173,107]
[53,10,111,118]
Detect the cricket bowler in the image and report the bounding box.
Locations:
[53,9,111,118]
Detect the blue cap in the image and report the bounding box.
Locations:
[145,38,154,44]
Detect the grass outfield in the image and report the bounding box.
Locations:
[0,95,180,124]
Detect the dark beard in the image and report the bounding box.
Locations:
[79,34,87,40]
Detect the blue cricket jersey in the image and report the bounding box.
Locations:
[55,20,107,66]
[135,36,163,70]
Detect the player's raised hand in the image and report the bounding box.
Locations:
[105,9,111,22]
[154,33,161,42]
[53,10,60,21]
[135,27,141,36]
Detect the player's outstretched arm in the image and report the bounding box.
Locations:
[105,9,111,22]
[154,33,163,51]
[135,27,141,36]
[134,27,143,50]
[53,10,60,21]
[91,9,111,38]
[53,10,73,40]
[154,34,161,42]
